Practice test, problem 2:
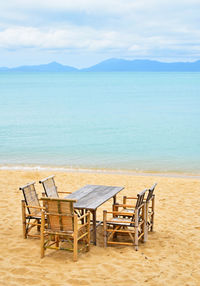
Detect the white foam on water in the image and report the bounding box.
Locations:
[1,164,200,179]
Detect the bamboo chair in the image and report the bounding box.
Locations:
[39,175,72,198]
[116,188,148,216]
[39,175,84,218]
[20,182,44,239]
[40,197,90,262]
[103,189,147,250]
[145,183,157,232]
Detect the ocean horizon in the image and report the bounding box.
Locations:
[1,71,200,173]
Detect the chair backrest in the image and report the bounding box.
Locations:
[146,183,157,202]
[39,175,58,198]
[41,198,77,232]
[129,189,147,224]
[135,189,147,209]
[19,182,40,216]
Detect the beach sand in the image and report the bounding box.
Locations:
[0,169,200,286]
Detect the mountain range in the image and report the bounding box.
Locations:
[1,59,200,72]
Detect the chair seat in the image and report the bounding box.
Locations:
[45,229,74,235]
[40,198,90,261]
[104,188,148,251]
[106,217,132,226]
[121,208,134,215]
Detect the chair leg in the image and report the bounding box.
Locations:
[86,212,90,251]
[73,215,78,262]
[143,203,147,242]
[55,235,59,247]
[112,205,117,239]
[123,196,127,205]
[151,196,155,232]
[40,211,45,258]
[21,200,27,239]
[73,237,78,261]
[135,232,138,250]
[135,209,139,251]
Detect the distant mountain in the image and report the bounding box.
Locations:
[82,58,200,72]
[1,62,77,72]
[1,59,200,72]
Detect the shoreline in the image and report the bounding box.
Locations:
[1,164,200,179]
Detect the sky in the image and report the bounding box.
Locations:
[0,0,200,68]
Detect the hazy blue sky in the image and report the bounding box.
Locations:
[0,0,200,68]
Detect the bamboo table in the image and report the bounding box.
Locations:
[65,184,124,245]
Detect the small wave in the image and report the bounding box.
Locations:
[0,164,200,179]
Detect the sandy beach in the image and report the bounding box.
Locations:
[0,169,200,286]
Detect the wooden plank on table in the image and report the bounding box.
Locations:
[66,185,98,200]
[66,185,124,245]
[66,185,124,210]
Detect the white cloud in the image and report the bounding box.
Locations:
[0,26,123,50]
[0,0,200,66]
[1,24,200,56]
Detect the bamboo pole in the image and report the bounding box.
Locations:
[107,241,133,246]
[151,195,155,231]
[73,214,78,262]
[106,228,134,233]
[103,210,107,247]
[123,196,127,205]
[55,235,59,247]
[134,208,138,251]
[27,234,40,238]
[78,232,88,240]
[40,210,45,258]
[143,203,147,242]
[21,200,27,239]
[87,212,90,251]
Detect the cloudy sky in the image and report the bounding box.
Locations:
[0,0,200,68]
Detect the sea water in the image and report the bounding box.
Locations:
[0,71,200,173]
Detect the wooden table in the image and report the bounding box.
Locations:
[65,184,124,245]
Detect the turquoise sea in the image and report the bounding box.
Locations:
[0,72,200,173]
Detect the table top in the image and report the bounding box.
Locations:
[66,184,124,210]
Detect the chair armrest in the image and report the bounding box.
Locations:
[104,211,135,224]
[113,204,135,208]
[105,210,134,216]
[106,219,135,224]
[123,196,137,205]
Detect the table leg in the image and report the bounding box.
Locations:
[92,210,97,245]
[113,196,118,239]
